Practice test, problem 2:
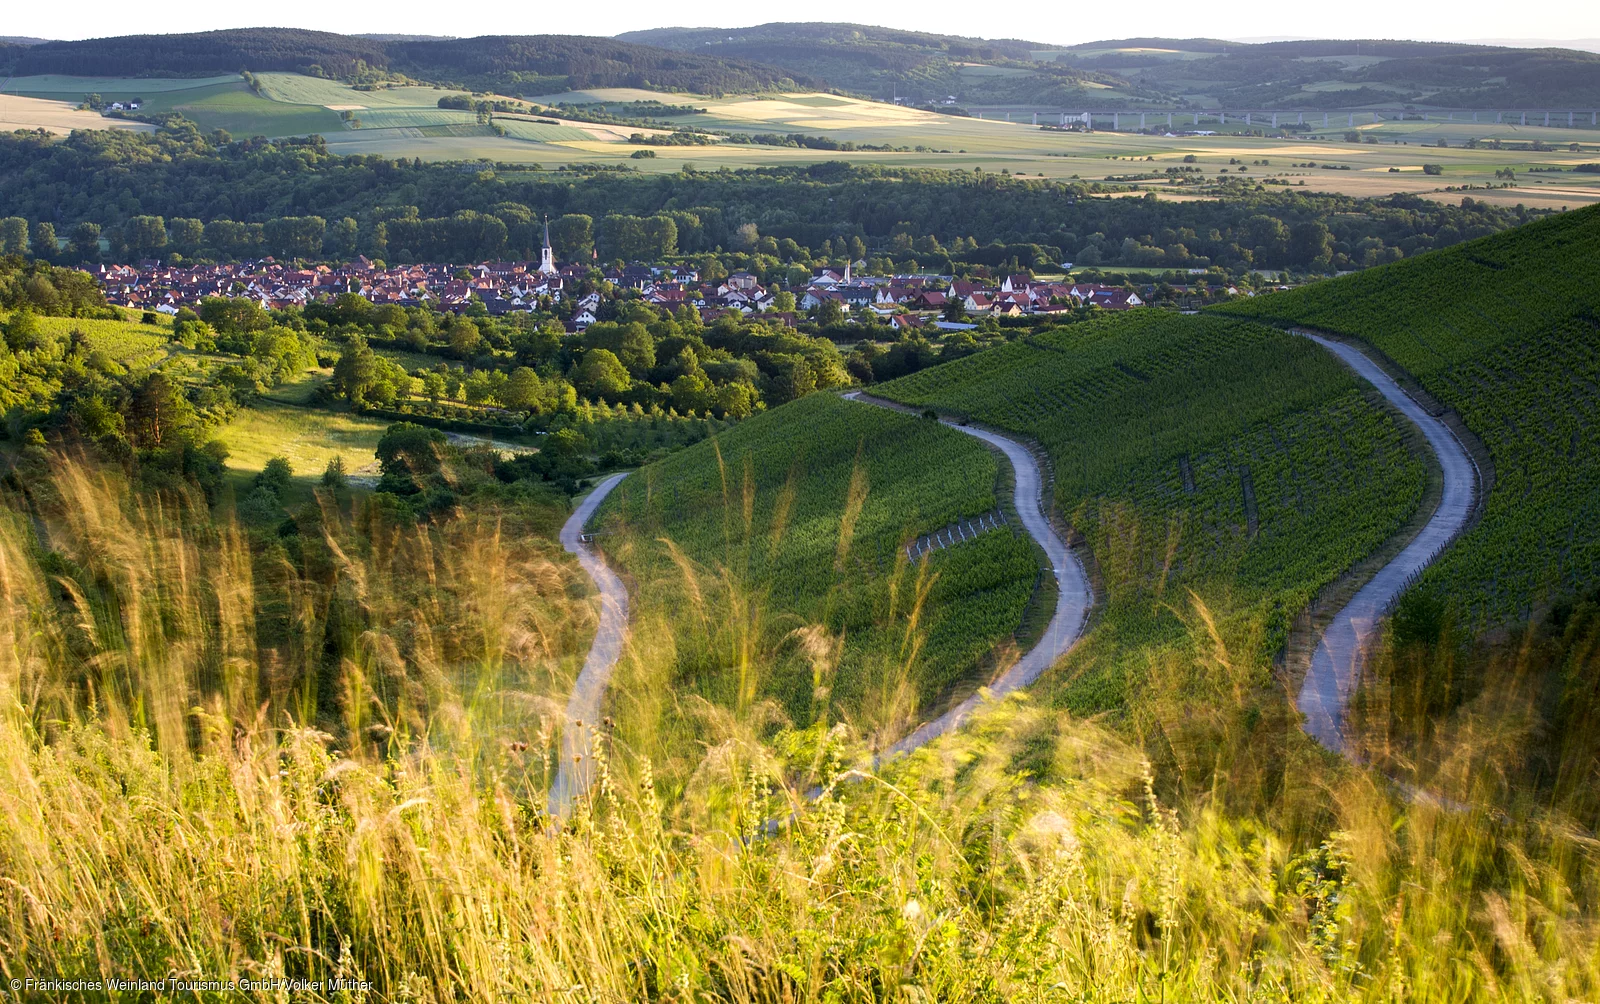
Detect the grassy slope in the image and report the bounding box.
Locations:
[878,313,1426,714]
[1,73,241,97]
[29,313,171,369]
[595,391,1039,734]
[1215,204,1600,626]
[135,80,345,137]
[215,397,391,484]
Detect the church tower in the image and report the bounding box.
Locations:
[538,216,557,275]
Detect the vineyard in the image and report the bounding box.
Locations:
[594,391,1041,737]
[28,312,170,370]
[878,313,1427,716]
[1217,204,1600,626]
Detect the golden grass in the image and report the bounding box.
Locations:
[0,452,1597,1000]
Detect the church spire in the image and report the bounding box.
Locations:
[538,215,557,275]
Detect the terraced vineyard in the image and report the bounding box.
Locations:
[1217,204,1600,626]
[879,314,1428,714]
[594,392,1040,732]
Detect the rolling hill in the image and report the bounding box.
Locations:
[10,26,1600,110]
[0,28,806,95]
[624,24,1600,110]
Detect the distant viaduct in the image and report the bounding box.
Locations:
[975,109,1600,131]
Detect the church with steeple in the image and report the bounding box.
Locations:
[537,216,558,275]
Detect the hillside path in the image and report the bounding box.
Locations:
[1294,332,1479,755]
[548,472,630,818]
[842,391,1094,760]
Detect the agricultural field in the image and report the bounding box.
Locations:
[1217,203,1600,627]
[594,391,1041,741]
[878,314,1427,715]
[0,73,242,100]
[145,81,347,138]
[0,92,154,135]
[7,67,1599,203]
[513,90,1600,206]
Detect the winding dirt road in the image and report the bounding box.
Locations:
[842,392,1094,760]
[546,398,1093,814]
[547,333,1470,815]
[547,472,631,818]
[1293,332,1479,756]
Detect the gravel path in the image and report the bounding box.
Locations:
[547,472,630,818]
[842,392,1094,761]
[547,394,1096,814]
[1293,332,1479,756]
[549,332,1478,816]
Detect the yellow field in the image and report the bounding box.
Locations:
[0,93,154,135]
[458,87,1600,205]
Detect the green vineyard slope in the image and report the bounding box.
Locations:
[878,314,1427,715]
[595,392,1040,737]
[1215,204,1600,626]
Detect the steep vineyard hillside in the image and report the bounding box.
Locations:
[1217,203,1600,627]
[878,314,1426,721]
[594,392,1040,744]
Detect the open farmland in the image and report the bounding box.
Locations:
[0,93,154,135]
[877,314,1428,715]
[1217,202,1600,626]
[5,67,1597,202]
[595,391,1041,743]
[1,73,242,100]
[145,81,346,138]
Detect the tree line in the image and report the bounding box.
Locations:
[0,124,1538,275]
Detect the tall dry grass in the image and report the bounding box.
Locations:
[0,453,1597,1000]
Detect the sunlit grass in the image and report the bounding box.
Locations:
[0,450,1597,1000]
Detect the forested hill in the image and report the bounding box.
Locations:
[619,24,1045,64]
[6,28,390,78]
[622,24,1600,108]
[1,28,805,94]
[616,24,1124,104]
[385,35,808,93]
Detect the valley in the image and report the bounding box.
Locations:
[0,21,1597,1001]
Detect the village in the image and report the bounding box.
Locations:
[90,236,1158,333]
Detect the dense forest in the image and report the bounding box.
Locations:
[0,125,1537,272]
[1079,41,1600,110]
[0,28,805,95]
[6,26,1599,108]
[626,25,1600,108]
[4,28,390,78]
[616,23,1126,107]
